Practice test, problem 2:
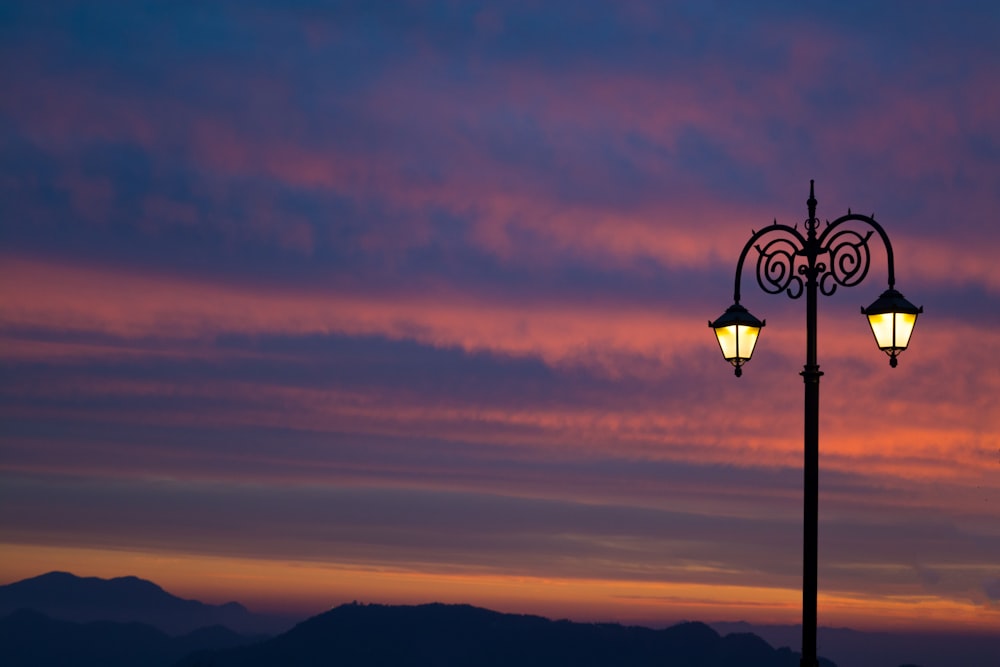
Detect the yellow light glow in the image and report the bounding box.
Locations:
[867,312,917,351]
[715,324,760,363]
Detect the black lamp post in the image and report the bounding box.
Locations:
[709,181,921,667]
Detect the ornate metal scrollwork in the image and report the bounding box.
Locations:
[746,224,876,301]
[729,186,896,312]
[818,228,873,296]
[755,234,805,299]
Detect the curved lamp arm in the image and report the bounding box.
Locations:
[817,211,898,291]
[731,222,807,304]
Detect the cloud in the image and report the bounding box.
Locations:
[984,579,1000,601]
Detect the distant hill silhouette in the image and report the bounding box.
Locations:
[11,571,982,667]
[0,608,259,667]
[0,571,290,635]
[177,601,834,667]
[711,621,1000,667]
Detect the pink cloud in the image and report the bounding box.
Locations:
[0,254,714,365]
[6,41,998,300]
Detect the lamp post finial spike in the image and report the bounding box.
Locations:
[806,180,818,233]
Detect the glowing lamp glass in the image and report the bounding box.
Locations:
[867,311,917,351]
[714,323,761,363]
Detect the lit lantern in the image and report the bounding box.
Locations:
[861,288,922,367]
[709,303,765,377]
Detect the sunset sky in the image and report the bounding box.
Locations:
[2,1,999,636]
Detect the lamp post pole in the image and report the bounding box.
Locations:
[709,181,922,667]
[801,186,821,667]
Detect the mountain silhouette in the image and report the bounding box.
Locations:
[0,571,288,635]
[177,601,835,667]
[711,621,1000,667]
[5,571,986,666]
[0,608,259,667]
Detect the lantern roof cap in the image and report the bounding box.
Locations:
[710,303,765,329]
[862,289,923,316]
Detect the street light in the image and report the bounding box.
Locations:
[710,303,765,377]
[709,181,921,667]
[862,288,922,367]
